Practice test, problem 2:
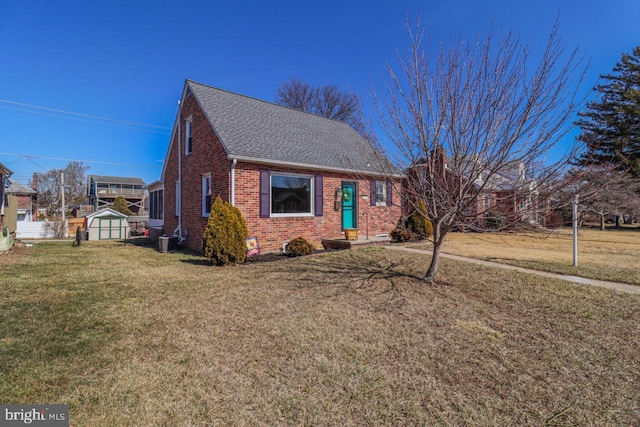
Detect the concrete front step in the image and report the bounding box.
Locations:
[322,235,391,250]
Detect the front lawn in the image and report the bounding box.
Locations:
[410,227,640,285]
[1,241,638,425]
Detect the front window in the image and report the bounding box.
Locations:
[202,174,212,216]
[271,173,312,216]
[375,181,387,206]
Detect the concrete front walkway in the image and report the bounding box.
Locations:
[383,245,640,295]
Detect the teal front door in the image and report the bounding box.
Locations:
[342,182,357,229]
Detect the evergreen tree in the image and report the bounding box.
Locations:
[202,196,249,265]
[576,46,640,178]
[112,196,133,216]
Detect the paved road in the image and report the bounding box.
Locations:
[383,245,640,295]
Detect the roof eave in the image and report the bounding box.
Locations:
[0,162,12,176]
[229,155,404,178]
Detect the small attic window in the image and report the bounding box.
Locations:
[185,118,193,155]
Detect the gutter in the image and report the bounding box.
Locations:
[230,158,237,206]
[228,155,404,178]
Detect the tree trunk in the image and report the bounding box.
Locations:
[424,241,442,284]
[600,215,605,231]
[615,215,621,228]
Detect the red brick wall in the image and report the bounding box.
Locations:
[163,91,401,253]
[164,92,231,250]
[234,163,401,252]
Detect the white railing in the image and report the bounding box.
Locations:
[96,188,145,197]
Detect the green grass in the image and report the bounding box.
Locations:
[1,241,639,425]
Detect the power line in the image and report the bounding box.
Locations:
[0,104,172,135]
[0,99,171,130]
[0,151,164,168]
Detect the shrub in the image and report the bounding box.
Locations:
[406,200,433,238]
[390,227,416,242]
[203,196,249,266]
[485,209,507,230]
[43,218,66,238]
[285,237,315,257]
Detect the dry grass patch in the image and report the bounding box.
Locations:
[410,227,640,285]
[0,241,639,425]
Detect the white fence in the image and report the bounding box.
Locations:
[16,221,60,239]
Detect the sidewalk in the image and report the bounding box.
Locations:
[383,245,640,295]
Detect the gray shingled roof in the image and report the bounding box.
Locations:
[88,175,145,186]
[6,178,36,195]
[187,80,399,176]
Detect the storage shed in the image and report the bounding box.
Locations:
[85,208,130,241]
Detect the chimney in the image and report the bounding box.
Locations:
[32,172,38,191]
[432,146,446,178]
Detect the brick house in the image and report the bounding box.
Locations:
[6,177,37,223]
[405,149,548,230]
[158,80,402,253]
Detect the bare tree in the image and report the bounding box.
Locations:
[559,167,640,229]
[373,19,587,283]
[34,161,89,216]
[276,77,317,113]
[276,77,365,134]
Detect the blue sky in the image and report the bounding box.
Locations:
[1,0,638,186]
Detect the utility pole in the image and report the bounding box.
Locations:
[61,172,67,237]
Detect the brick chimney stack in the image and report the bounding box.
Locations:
[432,146,446,179]
[32,172,38,191]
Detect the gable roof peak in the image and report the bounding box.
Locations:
[182,79,398,176]
[185,79,353,126]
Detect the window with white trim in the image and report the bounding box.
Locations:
[271,173,313,216]
[150,189,164,220]
[483,194,493,210]
[185,118,193,154]
[374,181,387,206]
[202,174,212,216]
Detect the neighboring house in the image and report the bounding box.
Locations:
[160,79,402,253]
[5,177,37,223]
[87,175,146,215]
[479,164,546,226]
[0,162,13,232]
[406,149,548,229]
[84,208,130,241]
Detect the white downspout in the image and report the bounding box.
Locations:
[175,99,182,238]
[230,158,237,206]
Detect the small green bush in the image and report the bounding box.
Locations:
[285,237,315,257]
[485,209,507,230]
[203,196,249,265]
[406,200,433,239]
[390,227,416,242]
